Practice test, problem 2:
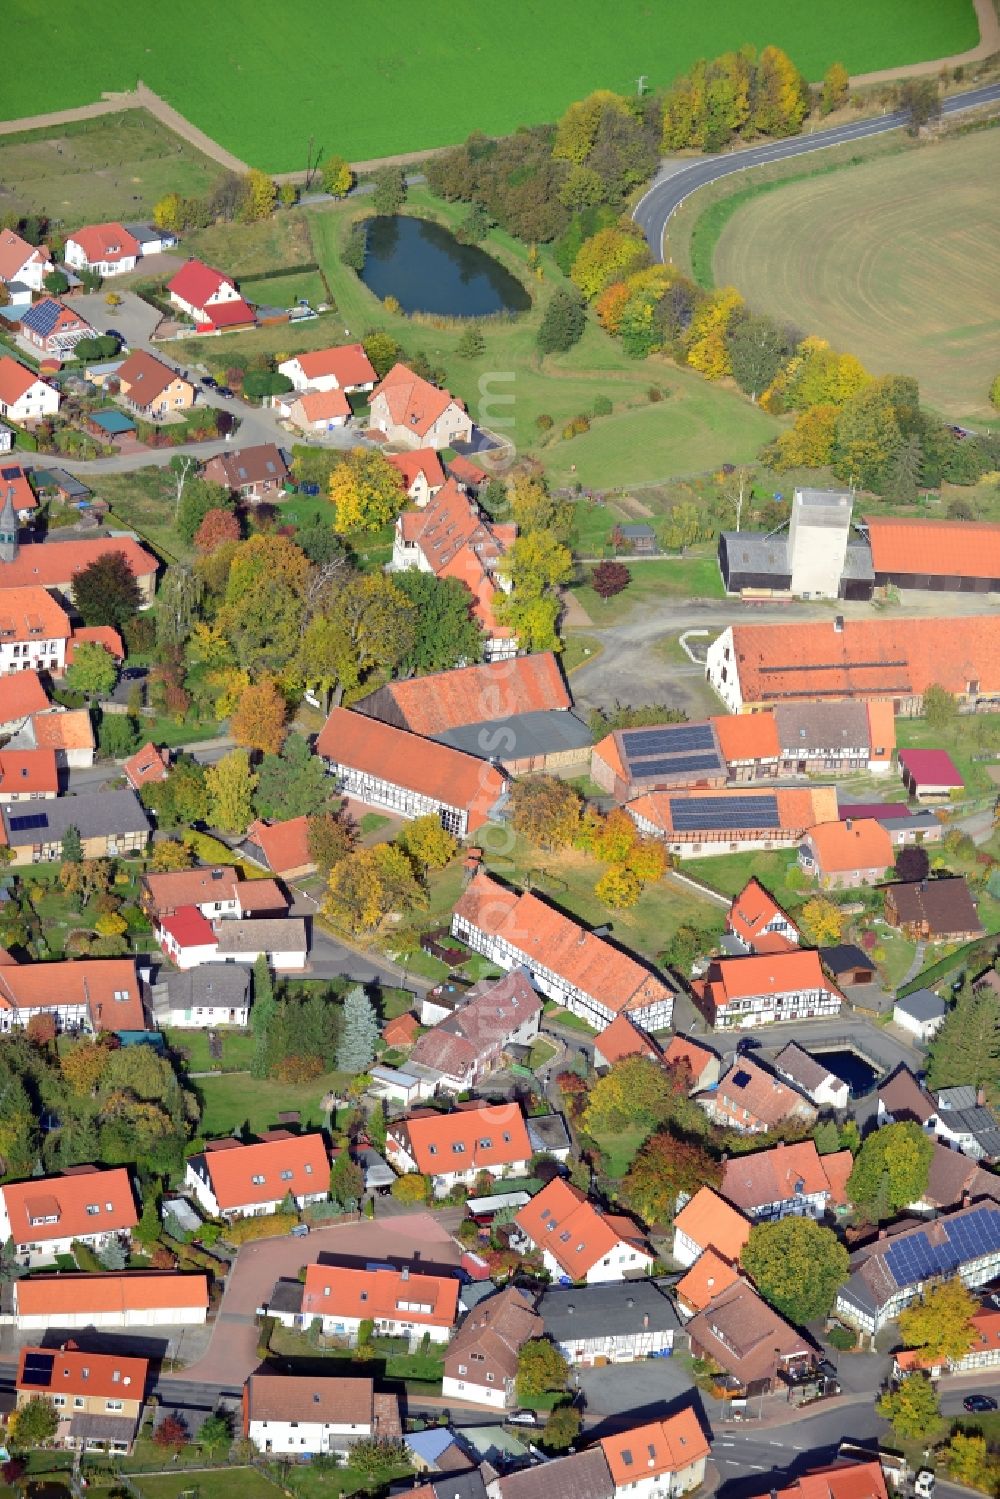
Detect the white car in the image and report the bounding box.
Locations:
[915,1470,935,1498]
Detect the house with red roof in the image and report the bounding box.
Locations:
[700,1056,818,1135]
[516,1178,654,1283]
[369,362,472,450]
[672,1187,752,1270]
[122,742,170,792]
[628,785,838,859]
[244,816,315,879]
[202,443,289,502]
[727,878,801,955]
[866,514,1000,595]
[0,1164,138,1266]
[0,584,72,676]
[278,344,377,394]
[600,1409,711,1499]
[448,453,488,491]
[0,229,51,295]
[281,387,351,432]
[452,871,675,1032]
[720,1140,841,1222]
[406,969,540,1093]
[386,448,446,507]
[662,1033,721,1091]
[0,356,60,423]
[16,1342,148,1452]
[0,669,50,732]
[799,817,894,890]
[166,258,255,332]
[898,747,964,801]
[694,949,844,1031]
[19,298,95,360]
[65,221,141,277]
[269,1261,459,1345]
[0,466,39,520]
[315,706,507,837]
[0,955,147,1034]
[185,1131,329,1219]
[593,1013,661,1070]
[0,748,58,801]
[114,350,194,419]
[12,1271,209,1331]
[385,1101,533,1197]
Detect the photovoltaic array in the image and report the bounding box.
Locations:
[883,1206,1000,1289]
[621,723,724,781]
[668,794,781,832]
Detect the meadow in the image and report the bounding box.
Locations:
[4,0,979,169]
[709,129,1000,420]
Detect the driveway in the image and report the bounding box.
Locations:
[577,1355,699,1422]
[69,289,161,350]
[163,1210,463,1388]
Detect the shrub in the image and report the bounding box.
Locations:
[648,385,663,402]
[827,1324,857,1351]
[222,1211,298,1245]
[391,1172,430,1202]
[572,415,590,434]
[536,413,554,431]
[593,395,613,417]
[71,1238,103,1272]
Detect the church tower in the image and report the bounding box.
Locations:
[0,486,18,565]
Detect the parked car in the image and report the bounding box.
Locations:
[963,1394,998,1413]
[218,386,235,398]
[299,482,320,496]
[201,375,217,389]
[914,1472,934,1499]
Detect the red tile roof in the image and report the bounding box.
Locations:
[68,222,140,265]
[773,1461,889,1499]
[600,1409,709,1486]
[301,1262,458,1329]
[727,878,800,950]
[116,350,189,407]
[27,709,94,754]
[673,1187,751,1263]
[0,229,49,283]
[293,343,377,388]
[382,1012,420,1047]
[386,448,446,495]
[0,748,58,797]
[728,615,1000,704]
[804,817,893,874]
[234,877,287,916]
[712,712,781,762]
[202,298,255,329]
[0,670,49,723]
[315,708,506,832]
[295,388,350,422]
[662,1033,717,1083]
[142,866,239,915]
[197,1132,328,1211]
[453,872,674,1021]
[357,653,570,737]
[0,356,51,407]
[700,950,842,1012]
[122,742,170,790]
[516,1178,650,1279]
[15,1272,208,1319]
[372,362,464,438]
[675,1246,740,1313]
[0,465,39,514]
[167,258,236,308]
[449,454,488,485]
[715,1056,818,1129]
[866,515,1000,581]
[246,816,313,876]
[595,1013,661,1065]
[17,1342,147,1400]
[67,625,124,666]
[0,586,71,643]
[721,1140,831,1212]
[2,1166,137,1247]
[820,1149,854,1208]
[391,1101,531,1176]
[159,904,216,950]
[898,748,963,788]
[0,535,157,591]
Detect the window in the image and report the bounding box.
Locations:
[106,1400,123,1412]
[360,1291,368,1302]
[452,1143,465,1154]
[457,1364,467,1375]
[479,1138,492,1149]
[280,1170,293,1181]
[428,1144,438,1156]
[74,1397,84,1409]
[486,1373,494,1383]
[86,1204,100,1216]
[251,1174,266,1185]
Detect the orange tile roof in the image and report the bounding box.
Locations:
[198,1132,328,1211]
[0,535,157,590]
[392,1100,531,1175]
[591,731,626,783]
[673,1186,751,1263]
[715,1055,817,1129]
[68,222,140,265]
[0,670,49,723]
[0,748,58,796]
[122,742,170,790]
[629,785,837,836]
[293,343,377,388]
[804,817,893,874]
[302,1262,458,1328]
[600,1408,709,1486]
[865,699,896,762]
[702,950,842,1010]
[315,708,506,832]
[712,711,781,763]
[516,1178,650,1278]
[0,356,52,407]
[967,1303,1000,1357]
[246,816,313,875]
[386,448,446,494]
[2,1165,137,1246]
[820,1149,855,1208]
[595,1013,661,1065]
[729,615,1000,704]
[775,1461,889,1499]
[453,872,673,1020]
[358,653,570,737]
[372,362,464,437]
[0,957,144,1030]
[721,1140,831,1212]
[14,1272,208,1319]
[0,465,39,513]
[662,1033,716,1082]
[28,709,94,753]
[382,1012,420,1047]
[675,1246,740,1313]
[0,584,71,642]
[67,625,124,666]
[234,877,287,915]
[0,229,49,283]
[296,388,351,422]
[143,866,239,914]
[866,515,1000,581]
[17,1342,147,1401]
[728,878,800,949]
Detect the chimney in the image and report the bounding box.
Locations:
[643,1313,649,1330]
[845,819,853,832]
[834,615,844,633]
[401,1266,409,1281]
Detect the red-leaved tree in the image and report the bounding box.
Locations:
[591,560,632,598]
[194,507,241,554]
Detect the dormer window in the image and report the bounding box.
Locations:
[251,1174,266,1186]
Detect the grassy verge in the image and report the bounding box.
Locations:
[131,1471,282,1499]
[569,553,724,623]
[561,634,603,674]
[164,1027,255,1072]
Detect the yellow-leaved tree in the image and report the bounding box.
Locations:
[329,448,407,534]
[685,287,744,379]
[571,227,649,302]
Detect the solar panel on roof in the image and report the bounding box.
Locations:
[669,794,780,832]
[622,724,716,758]
[21,1351,55,1386]
[731,1069,751,1088]
[8,812,49,833]
[633,753,722,779]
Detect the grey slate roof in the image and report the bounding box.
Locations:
[435,709,593,762]
[773,1041,839,1095]
[820,943,876,977]
[774,699,871,753]
[267,1277,305,1316]
[2,788,149,846]
[894,987,946,1023]
[525,1114,571,1156]
[153,965,251,1019]
[537,1281,681,1344]
[496,1447,614,1499]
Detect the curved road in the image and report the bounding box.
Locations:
[634,81,1000,259]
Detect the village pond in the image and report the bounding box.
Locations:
[359,215,531,316]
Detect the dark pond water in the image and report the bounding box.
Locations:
[814,1048,881,1097]
[359,215,531,317]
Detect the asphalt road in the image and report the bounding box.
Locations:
[633,82,1000,260]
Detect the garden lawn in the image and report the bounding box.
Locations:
[570,554,724,624]
[681,848,806,905]
[181,214,315,278]
[133,1471,282,1499]
[871,927,920,991]
[193,1067,350,1135]
[268,1326,445,1383]
[164,1027,255,1073]
[5,1,977,169]
[95,468,195,566]
[241,271,328,309]
[895,712,1000,800]
[276,1460,414,1499]
[560,634,603,676]
[591,1125,649,1178]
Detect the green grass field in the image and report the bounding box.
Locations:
[710,129,1000,419]
[4,0,979,168]
[133,1471,282,1499]
[193,1067,349,1135]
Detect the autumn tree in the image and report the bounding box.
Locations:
[773,404,839,470]
[847,1121,935,1221]
[923,683,959,731]
[218,533,312,675]
[877,1373,941,1442]
[591,561,631,598]
[306,810,356,874]
[230,677,288,756]
[153,1414,189,1451]
[153,192,186,232]
[239,168,277,222]
[898,1278,977,1363]
[205,749,258,833]
[798,897,845,947]
[370,165,406,215]
[298,572,416,703]
[323,843,425,932]
[509,776,581,850]
[898,78,941,136]
[66,641,118,699]
[685,287,744,379]
[321,155,354,197]
[623,1133,720,1224]
[194,508,241,554]
[742,1217,849,1324]
[516,1339,568,1401]
[151,839,194,872]
[398,815,457,872]
[571,226,649,301]
[943,1432,1000,1494]
[820,62,850,115]
[594,865,641,909]
[583,1056,677,1136]
[391,1172,429,1202]
[894,845,930,883]
[8,1396,58,1450]
[329,448,408,534]
[71,552,141,628]
[502,530,574,596]
[393,572,484,674]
